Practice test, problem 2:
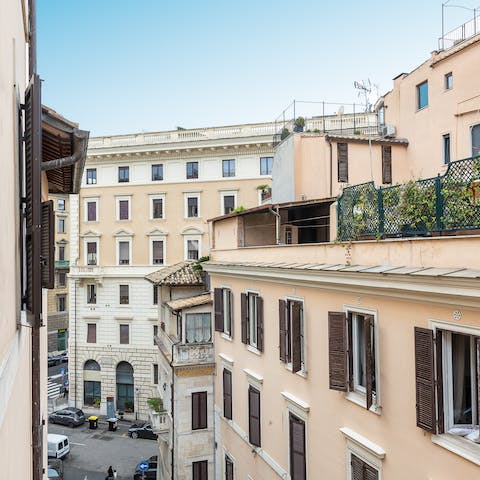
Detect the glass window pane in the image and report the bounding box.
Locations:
[417,81,428,109]
[452,333,472,425]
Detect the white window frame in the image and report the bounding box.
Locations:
[84,238,100,266]
[57,198,65,211]
[86,168,97,185]
[116,237,132,266]
[151,163,164,182]
[150,236,166,266]
[220,191,237,215]
[58,216,66,233]
[116,195,131,221]
[184,193,200,218]
[84,197,99,223]
[260,156,273,176]
[247,291,259,350]
[149,194,166,220]
[223,449,236,480]
[184,235,201,261]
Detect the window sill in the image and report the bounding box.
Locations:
[284,362,307,378]
[345,391,381,415]
[246,345,262,356]
[220,333,233,342]
[432,433,480,466]
[416,105,428,113]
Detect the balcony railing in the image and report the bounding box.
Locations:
[173,343,214,365]
[55,260,69,269]
[439,14,480,51]
[149,410,171,436]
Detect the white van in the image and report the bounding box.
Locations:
[47,433,70,459]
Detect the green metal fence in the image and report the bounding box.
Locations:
[337,156,480,240]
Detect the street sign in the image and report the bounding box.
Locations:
[138,461,149,472]
[64,379,69,387]
[134,387,140,394]
[60,368,66,375]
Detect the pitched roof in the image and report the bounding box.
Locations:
[145,261,204,286]
[166,293,212,311]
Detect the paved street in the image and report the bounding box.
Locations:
[48,360,68,377]
[49,420,158,480]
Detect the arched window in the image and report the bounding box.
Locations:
[116,361,134,412]
[83,359,101,406]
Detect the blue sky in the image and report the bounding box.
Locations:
[38,0,478,136]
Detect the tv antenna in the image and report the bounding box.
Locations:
[354,79,378,112]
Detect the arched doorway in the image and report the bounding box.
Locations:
[83,360,101,406]
[116,361,134,411]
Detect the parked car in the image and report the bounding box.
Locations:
[48,459,64,479]
[47,467,60,479]
[49,407,85,427]
[48,352,68,367]
[133,456,157,480]
[128,423,158,440]
[47,433,70,459]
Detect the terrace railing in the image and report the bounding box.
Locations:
[337,156,480,240]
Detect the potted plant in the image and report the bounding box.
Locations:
[147,397,164,413]
[293,116,305,132]
[93,398,101,408]
[280,127,290,140]
[124,401,134,413]
[117,410,125,420]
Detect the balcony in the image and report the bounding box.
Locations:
[55,260,69,269]
[149,410,171,439]
[69,265,103,283]
[173,343,214,366]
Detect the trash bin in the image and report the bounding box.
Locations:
[88,415,98,429]
[107,417,118,432]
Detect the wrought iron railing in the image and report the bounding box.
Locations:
[439,14,480,51]
[337,156,480,240]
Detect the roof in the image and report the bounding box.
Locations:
[145,261,204,286]
[324,134,409,145]
[166,293,212,311]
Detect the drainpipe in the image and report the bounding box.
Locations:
[269,207,281,245]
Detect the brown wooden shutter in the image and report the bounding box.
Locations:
[87,324,96,343]
[120,324,129,344]
[41,201,54,289]
[436,329,444,434]
[289,413,306,480]
[87,201,96,221]
[347,313,354,391]
[248,386,261,447]
[223,369,232,420]
[364,315,375,410]
[328,311,347,391]
[382,145,392,184]
[414,327,437,433]
[337,143,348,183]
[279,300,287,362]
[256,296,264,352]
[192,460,208,480]
[214,288,224,332]
[225,456,234,480]
[192,391,207,430]
[476,337,480,438]
[291,301,302,373]
[241,293,248,344]
[365,464,379,480]
[351,454,364,480]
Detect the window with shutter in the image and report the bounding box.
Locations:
[192,391,208,430]
[381,146,392,184]
[256,296,264,352]
[223,369,232,420]
[337,143,348,183]
[279,300,287,362]
[214,288,224,332]
[289,413,306,480]
[192,460,208,480]
[225,455,234,480]
[279,300,305,373]
[119,199,129,220]
[223,289,233,337]
[328,311,347,391]
[248,386,261,447]
[87,323,96,343]
[41,201,54,289]
[242,293,262,351]
[350,454,378,480]
[241,293,248,344]
[87,201,97,221]
[120,324,129,344]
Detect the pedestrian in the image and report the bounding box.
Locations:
[113,469,117,479]
[106,466,114,480]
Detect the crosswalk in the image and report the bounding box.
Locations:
[47,379,62,399]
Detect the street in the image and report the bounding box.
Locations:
[48,360,68,377]
[49,420,158,480]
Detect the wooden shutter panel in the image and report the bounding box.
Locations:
[350,454,364,480]
[364,315,375,410]
[223,369,232,420]
[248,386,261,447]
[382,145,392,184]
[41,201,54,289]
[200,391,207,429]
[120,324,129,344]
[214,288,224,332]
[241,293,248,344]
[292,301,302,373]
[192,391,207,429]
[365,464,379,480]
[347,313,354,391]
[193,460,208,480]
[87,324,96,343]
[328,311,347,391]
[414,327,437,433]
[289,414,306,480]
[279,300,287,362]
[256,296,264,352]
[192,392,199,430]
[337,143,348,183]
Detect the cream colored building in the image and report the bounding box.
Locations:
[204,27,480,480]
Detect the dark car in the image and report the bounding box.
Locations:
[128,423,158,440]
[49,407,85,427]
[133,456,157,480]
[48,352,68,367]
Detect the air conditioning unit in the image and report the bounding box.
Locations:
[380,124,396,137]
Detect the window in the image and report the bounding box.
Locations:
[119,285,129,305]
[260,156,273,175]
[87,241,97,265]
[57,199,65,211]
[472,124,480,157]
[350,453,379,480]
[152,198,163,219]
[153,324,158,344]
[222,159,235,177]
[186,161,199,179]
[417,81,428,110]
[225,455,234,480]
[118,199,129,220]
[185,313,211,343]
[87,323,96,343]
[328,311,377,410]
[445,72,453,90]
[377,105,385,126]
[118,166,129,183]
[118,241,130,265]
[214,288,233,337]
[58,272,66,288]
[443,134,451,165]
[57,295,66,312]
[289,413,306,480]
[120,324,130,344]
[153,286,158,305]
[58,245,65,261]
[57,330,67,351]
[87,284,96,304]
[58,218,65,233]
[86,168,97,185]
[84,380,101,407]
[192,391,207,430]
[414,326,480,441]
[153,364,159,385]
[223,195,235,215]
[241,292,264,351]
[337,143,348,183]
[279,300,305,373]
[248,385,261,446]
[192,460,208,480]
[152,240,164,265]
[187,239,199,260]
[152,164,163,181]
[223,369,232,420]
[187,197,198,217]
[86,200,97,222]
[381,145,392,184]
